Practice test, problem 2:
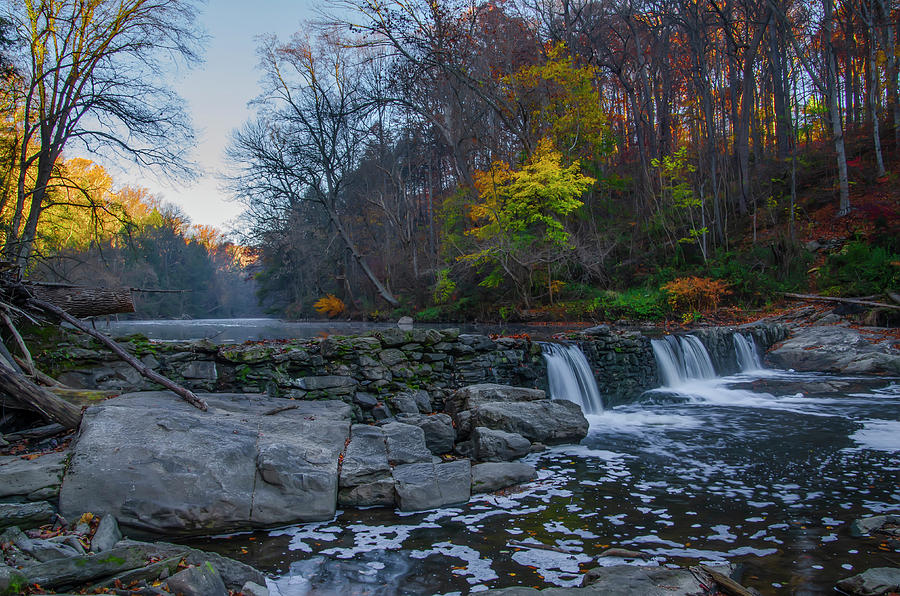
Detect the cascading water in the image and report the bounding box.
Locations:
[541,343,604,414]
[733,333,764,372]
[650,334,717,386]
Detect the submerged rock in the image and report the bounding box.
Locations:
[481,565,738,595]
[836,567,900,596]
[850,515,900,537]
[471,462,536,493]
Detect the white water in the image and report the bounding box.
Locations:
[650,335,716,386]
[733,333,763,372]
[542,343,605,414]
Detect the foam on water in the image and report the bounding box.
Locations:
[847,419,900,451]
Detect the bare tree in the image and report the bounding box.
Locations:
[228,33,400,307]
[2,0,202,267]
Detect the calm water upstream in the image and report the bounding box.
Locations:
[184,368,900,595]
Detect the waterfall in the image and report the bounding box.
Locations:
[733,333,764,372]
[542,343,604,414]
[650,334,717,387]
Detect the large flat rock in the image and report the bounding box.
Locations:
[767,325,900,374]
[470,400,589,444]
[447,384,547,414]
[59,392,350,536]
[0,451,67,500]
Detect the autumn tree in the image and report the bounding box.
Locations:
[461,138,595,306]
[1,0,201,267]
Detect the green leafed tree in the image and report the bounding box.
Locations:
[460,138,595,307]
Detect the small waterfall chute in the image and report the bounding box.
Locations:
[541,343,604,414]
[650,334,716,387]
[734,333,764,372]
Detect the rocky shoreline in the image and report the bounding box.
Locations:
[2,315,899,594]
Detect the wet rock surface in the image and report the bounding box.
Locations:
[767,324,900,374]
[0,514,267,595]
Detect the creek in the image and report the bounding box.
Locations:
[174,330,900,596]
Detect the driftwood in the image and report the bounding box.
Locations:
[508,540,576,554]
[25,283,135,318]
[13,355,65,387]
[597,547,652,560]
[3,423,67,442]
[782,292,900,311]
[28,297,208,412]
[889,291,900,306]
[694,565,756,596]
[0,358,82,428]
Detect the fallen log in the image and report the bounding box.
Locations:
[27,297,208,412]
[3,423,67,442]
[0,358,82,429]
[24,283,135,318]
[781,292,900,311]
[696,565,756,596]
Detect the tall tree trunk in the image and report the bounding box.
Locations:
[825,0,852,216]
[329,211,400,307]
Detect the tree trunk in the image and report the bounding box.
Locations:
[824,0,852,216]
[24,284,136,318]
[329,212,400,307]
[28,297,209,412]
[0,359,82,429]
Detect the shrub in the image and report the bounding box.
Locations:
[313,294,345,318]
[661,276,730,313]
[818,240,900,296]
[594,287,668,321]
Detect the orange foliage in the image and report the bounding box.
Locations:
[661,277,730,313]
[313,294,345,318]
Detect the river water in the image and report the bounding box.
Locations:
[185,366,900,595]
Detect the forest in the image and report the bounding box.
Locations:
[1,0,899,322]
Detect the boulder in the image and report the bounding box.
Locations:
[90,515,122,553]
[241,581,270,596]
[22,544,157,590]
[59,392,350,535]
[339,425,391,487]
[251,413,348,524]
[767,325,900,375]
[166,564,229,596]
[469,400,589,444]
[392,460,471,511]
[472,427,531,462]
[0,452,67,500]
[446,384,546,414]
[850,515,900,537]
[0,564,28,596]
[471,462,536,493]
[836,568,900,596]
[115,539,266,589]
[386,393,419,414]
[381,422,432,465]
[0,502,56,531]
[395,413,456,454]
[337,478,396,508]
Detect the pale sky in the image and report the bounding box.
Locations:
[115,0,316,233]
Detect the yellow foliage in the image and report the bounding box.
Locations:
[661,277,730,313]
[313,294,345,318]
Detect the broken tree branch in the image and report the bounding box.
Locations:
[0,358,82,429]
[2,311,36,376]
[781,292,900,311]
[27,297,208,412]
